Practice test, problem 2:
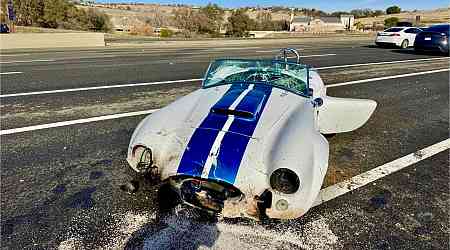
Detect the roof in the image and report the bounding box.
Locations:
[292,16,313,23]
[320,17,341,24]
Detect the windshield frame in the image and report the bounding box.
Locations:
[202,58,311,98]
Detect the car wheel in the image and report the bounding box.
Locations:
[400,40,409,49]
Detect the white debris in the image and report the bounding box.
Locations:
[143,214,338,250]
[59,209,337,250]
[58,238,84,250]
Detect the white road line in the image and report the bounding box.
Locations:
[0,59,55,64]
[287,53,336,58]
[326,68,450,88]
[313,138,450,207]
[0,78,203,98]
[0,72,23,75]
[0,109,159,135]
[316,57,449,70]
[2,57,446,98]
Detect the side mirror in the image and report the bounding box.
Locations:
[312,97,323,108]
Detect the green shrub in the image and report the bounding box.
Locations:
[8,0,111,32]
[160,28,173,38]
[384,17,399,28]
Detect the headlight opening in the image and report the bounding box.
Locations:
[270,168,300,194]
[133,146,153,172]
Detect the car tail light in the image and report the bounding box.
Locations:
[390,33,400,36]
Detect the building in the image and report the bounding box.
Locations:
[290,14,355,32]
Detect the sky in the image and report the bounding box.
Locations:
[97,0,449,12]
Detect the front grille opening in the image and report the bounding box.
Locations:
[211,108,255,119]
[171,176,242,213]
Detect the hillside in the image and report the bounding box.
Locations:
[355,8,449,26]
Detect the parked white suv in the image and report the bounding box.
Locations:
[375,27,423,48]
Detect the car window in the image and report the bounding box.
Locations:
[384,28,403,32]
[405,28,420,34]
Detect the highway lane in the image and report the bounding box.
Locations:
[1,58,448,130]
[1,69,448,249]
[1,42,448,94]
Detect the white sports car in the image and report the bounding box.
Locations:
[126,49,376,220]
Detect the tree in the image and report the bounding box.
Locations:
[354,21,364,30]
[386,6,401,14]
[384,17,399,28]
[198,3,224,33]
[226,9,254,37]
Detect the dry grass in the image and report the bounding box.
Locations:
[356,8,450,26]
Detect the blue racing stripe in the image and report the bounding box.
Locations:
[209,84,273,184]
[177,83,250,176]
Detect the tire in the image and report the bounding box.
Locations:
[400,40,409,49]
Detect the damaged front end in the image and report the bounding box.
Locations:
[164,176,273,220]
[168,176,242,213]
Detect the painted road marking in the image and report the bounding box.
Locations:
[1,58,448,98]
[0,72,23,75]
[0,109,159,135]
[0,59,55,64]
[0,79,203,98]
[288,53,337,58]
[313,138,450,207]
[326,68,450,88]
[316,57,449,70]
[1,67,448,135]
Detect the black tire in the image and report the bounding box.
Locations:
[400,39,409,49]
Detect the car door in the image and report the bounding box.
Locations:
[317,97,377,134]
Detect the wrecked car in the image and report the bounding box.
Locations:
[126,48,377,220]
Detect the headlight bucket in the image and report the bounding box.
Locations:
[132,145,153,172]
[270,168,300,194]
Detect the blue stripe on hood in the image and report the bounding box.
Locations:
[176,83,250,176]
[208,84,273,183]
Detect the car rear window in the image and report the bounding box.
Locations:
[425,25,450,35]
[384,28,403,32]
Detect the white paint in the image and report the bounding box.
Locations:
[0,59,55,64]
[201,85,254,178]
[0,78,203,98]
[326,68,450,88]
[313,138,450,207]
[0,71,23,75]
[316,57,449,70]
[288,53,337,58]
[0,109,159,135]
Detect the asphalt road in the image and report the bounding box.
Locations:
[1,37,449,249]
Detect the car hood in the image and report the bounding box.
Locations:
[187,83,298,139]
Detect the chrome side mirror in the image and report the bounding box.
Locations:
[312,97,323,108]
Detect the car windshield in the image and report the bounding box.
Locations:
[384,27,404,32]
[203,59,309,96]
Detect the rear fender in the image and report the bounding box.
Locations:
[318,96,377,134]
